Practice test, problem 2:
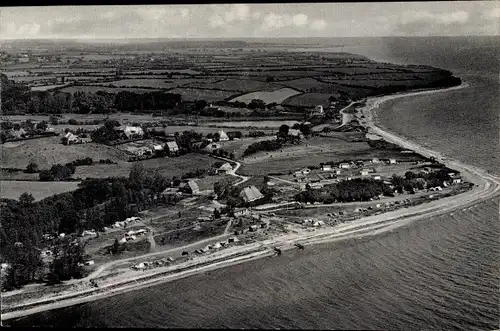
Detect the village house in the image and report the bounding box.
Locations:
[339,162,350,169]
[63,132,79,144]
[115,125,144,139]
[239,185,264,203]
[217,129,229,141]
[322,164,333,171]
[165,141,179,155]
[10,127,27,138]
[288,129,304,139]
[360,169,370,176]
[204,142,222,152]
[234,208,250,217]
[372,158,381,164]
[373,175,381,180]
[217,162,233,174]
[152,144,163,153]
[389,158,397,164]
[180,180,200,195]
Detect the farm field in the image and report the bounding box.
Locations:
[282,93,334,108]
[31,84,69,91]
[1,137,130,169]
[58,86,161,94]
[91,78,220,89]
[206,120,298,128]
[230,87,301,104]
[239,136,409,176]
[0,180,81,201]
[167,88,236,101]
[73,153,217,179]
[185,78,283,92]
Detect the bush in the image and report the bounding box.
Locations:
[25,162,39,173]
[243,139,282,157]
[68,119,80,125]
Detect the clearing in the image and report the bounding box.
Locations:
[0,180,81,201]
[1,137,130,169]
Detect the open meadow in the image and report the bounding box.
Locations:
[0,180,81,201]
[1,137,130,169]
[73,153,217,179]
[230,87,302,104]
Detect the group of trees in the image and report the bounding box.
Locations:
[1,119,55,143]
[39,163,76,181]
[243,139,283,157]
[391,169,452,193]
[1,163,173,290]
[295,178,393,204]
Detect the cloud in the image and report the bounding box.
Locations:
[292,13,308,27]
[396,10,473,35]
[489,7,500,18]
[309,19,327,31]
[261,12,313,30]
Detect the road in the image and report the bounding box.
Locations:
[211,155,250,187]
[312,101,357,133]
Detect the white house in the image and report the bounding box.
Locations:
[360,169,370,176]
[322,164,333,171]
[373,175,381,180]
[165,141,179,154]
[217,162,233,174]
[339,163,350,169]
[372,158,380,164]
[313,105,324,115]
[389,158,397,164]
[217,129,229,141]
[116,126,144,139]
[64,132,79,144]
[288,129,303,139]
[301,168,311,175]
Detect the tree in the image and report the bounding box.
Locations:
[111,238,120,254]
[213,208,221,219]
[26,162,39,173]
[278,124,289,138]
[36,120,48,132]
[266,76,274,82]
[19,192,35,206]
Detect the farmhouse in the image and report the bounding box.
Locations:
[312,105,324,116]
[339,163,350,169]
[240,185,264,203]
[152,144,163,153]
[373,175,381,180]
[165,141,179,155]
[372,158,380,164]
[115,125,144,139]
[217,162,233,174]
[389,158,397,164]
[217,129,229,141]
[64,132,79,144]
[288,129,303,139]
[360,169,370,176]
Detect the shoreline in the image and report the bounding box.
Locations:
[3,81,499,322]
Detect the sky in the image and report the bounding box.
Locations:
[0,2,499,39]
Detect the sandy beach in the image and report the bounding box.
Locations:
[3,82,499,322]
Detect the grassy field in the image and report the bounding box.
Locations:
[282,93,333,108]
[91,78,220,89]
[31,84,69,91]
[230,87,301,104]
[185,78,283,92]
[238,136,412,176]
[58,86,161,94]
[1,137,130,169]
[73,153,216,179]
[0,180,81,201]
[167,88,236,101]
